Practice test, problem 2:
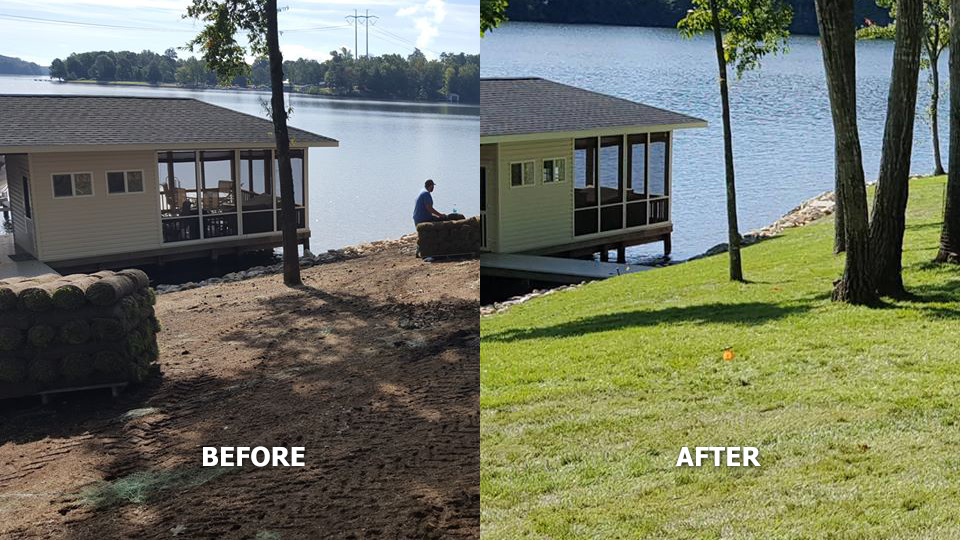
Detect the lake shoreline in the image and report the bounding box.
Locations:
[38,77,480,107]
[480,187,844,315]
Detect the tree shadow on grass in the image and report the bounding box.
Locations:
[483,301,813,343]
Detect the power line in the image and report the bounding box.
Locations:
[0,12,350,35]
[345,10,378,59]
[282,24,351,34]
[369,26,440,57]
[0,12,191,32]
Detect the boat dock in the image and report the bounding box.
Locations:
[480,253,650,284]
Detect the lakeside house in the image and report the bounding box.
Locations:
[0,94,337,274]
[480,77,706,265]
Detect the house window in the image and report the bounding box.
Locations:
[52,172,94,198]
[107,171,145,194]
[510,161,534,187]
[543,158,565,183]
[22,176,31,219]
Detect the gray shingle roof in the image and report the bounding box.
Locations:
[481,77,706,138]
[0,94,338,151]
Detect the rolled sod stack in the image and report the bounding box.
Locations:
[416,215,482,258]
[0,270,160,397]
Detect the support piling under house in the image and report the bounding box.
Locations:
[480,77,706,280]
[0,95,337,273]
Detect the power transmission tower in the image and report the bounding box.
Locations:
[346,9,378,59]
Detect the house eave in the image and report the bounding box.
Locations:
[0,140,339,154]
[480,121,708,144]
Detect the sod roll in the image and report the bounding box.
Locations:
[0,269,161,398]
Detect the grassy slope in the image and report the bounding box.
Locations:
[481,176,960,539]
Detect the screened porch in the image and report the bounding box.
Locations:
[157,149,306,244]
[573,132,670,237]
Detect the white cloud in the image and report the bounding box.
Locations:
[396,0,447,50]
[281,43,332,62]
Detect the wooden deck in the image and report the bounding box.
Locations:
[480,252,650,283]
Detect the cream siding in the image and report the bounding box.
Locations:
[497,138,573,252]
[5,154,37,255]
[29,150,161,262]
[480,143,499,251]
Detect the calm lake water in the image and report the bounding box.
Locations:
[482,22,948,261]
[0,75,479,253]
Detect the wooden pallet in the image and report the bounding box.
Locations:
[5,382,130,405]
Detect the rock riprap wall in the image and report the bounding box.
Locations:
[0,270,160,397]
[416,215,481,257]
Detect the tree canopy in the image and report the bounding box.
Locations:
[47,48,478,103]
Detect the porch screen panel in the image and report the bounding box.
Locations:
[649,132,669,224]
[574,137,599,236]
[599,136,622,205]
[274,149,306,230]
[201,151,238,238]
[158,151,201,242]
[240,150,273,234]
[574,138,597,209]
[649,133,668,197]
[627,134,647,201]
[626,134,649,227]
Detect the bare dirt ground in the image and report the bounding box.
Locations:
[0,237,479,539]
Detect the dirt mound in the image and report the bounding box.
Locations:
[0,237,479,539]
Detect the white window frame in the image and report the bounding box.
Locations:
[105,169,146,196]
[51,171,95,199]
[509,160,535,188]
[542,157,566,184]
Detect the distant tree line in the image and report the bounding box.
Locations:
[503,0,892,35]
[0,55,47,75]
[48,48,479,103]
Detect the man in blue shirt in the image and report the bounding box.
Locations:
[413,179,447,225]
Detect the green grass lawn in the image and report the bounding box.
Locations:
[481,176,960,539]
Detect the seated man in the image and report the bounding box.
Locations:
[413,179,447,225]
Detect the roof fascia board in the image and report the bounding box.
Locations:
[479,122,708,144]
[0,140,339,154]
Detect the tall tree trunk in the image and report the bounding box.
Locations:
[929,32,946,176]
[869,0,924,297]
[815,0,877,304]
[266,0,302,286]
[710,0,744,282]
[936,0,960,262]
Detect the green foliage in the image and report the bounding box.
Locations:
[857,23,896,40]
[46,47,478,102]
[184,0,267,85]
[503,0,890,35]
[481,177,960,537]
[48,58,67,81]
[678,0,793,77]
[92,54,115,81]
[482,0,509,36]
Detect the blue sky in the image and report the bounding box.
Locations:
[1,0,478,66]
